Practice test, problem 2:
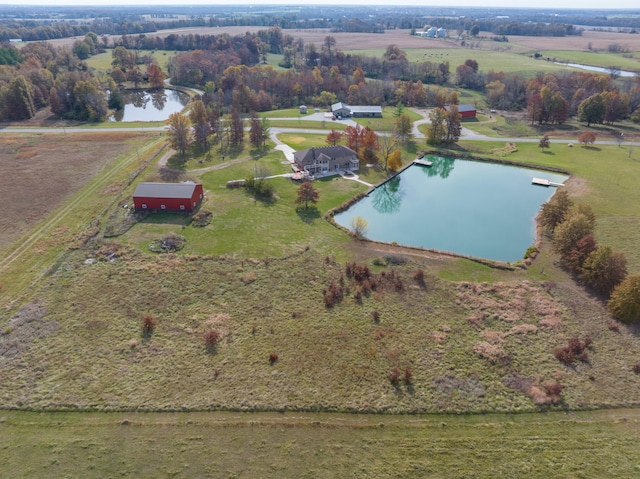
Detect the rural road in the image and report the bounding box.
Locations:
[2,113,639,146]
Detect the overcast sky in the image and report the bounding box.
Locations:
[7,1,640,10]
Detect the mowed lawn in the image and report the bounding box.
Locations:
[2,409,640,478]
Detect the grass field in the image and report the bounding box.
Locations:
[85,49,176,73]
[346,48,573,77]
[2,409,640,478]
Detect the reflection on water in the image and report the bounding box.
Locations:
[372,175,404,214]
[334,157,569,262]
[109,89,189,122]
[421,156,455,179]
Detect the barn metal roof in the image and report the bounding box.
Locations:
[133,182,199,199]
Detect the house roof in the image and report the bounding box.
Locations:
[293,146,357,164]
[133,182,199,199]
[349,105,383,114]
[445,103,476,113]
[331,102,382,114]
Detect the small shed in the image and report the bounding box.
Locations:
[133,182,204,212]
[299,105,308,114]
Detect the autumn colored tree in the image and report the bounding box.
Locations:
[562,233,597,274]
[539,189,573,232]
[387,149,403,172]
[111,67,127,86]
[444,105,462,143]
[326,129,343,146]
[360,127,380,165]
[344,124,363,152]
[147,63,165,89]
[427,107,447,145]
[167,112,192,158]
[608,275,640,323]
[350,216,369,239]
[578,93,605,126]
[578,131,597,146]
[295,181,319,209]
[553,212,595,258]
[580,246,627,296]
[189,100,210,151]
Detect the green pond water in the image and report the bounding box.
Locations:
[334,156,568,262]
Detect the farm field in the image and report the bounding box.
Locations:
[2,409,640,478]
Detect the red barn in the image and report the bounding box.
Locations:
[444,103,477,119]
[133,182,204,212]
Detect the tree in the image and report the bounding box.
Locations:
[387,149,403,172]
[326,129,343,146]
[562,233,597,274]
[344,124,363,152]
[167,112,192,158]
[111,67,127,86]
[580,246,627,296]
[350,216,369,239]
[444,105,462,143]
[539,189,573,232]
[553,212,595,257]
[3,75,36,120]
[470,24,481,37]
[578,93,605,126]
[608,275,640,323]
[249,112,266,149]
[230,107,244,147]
[189,100,210,151]
[147,63,165,89]
[295,181,319,209]
[539,134,550,151]
[427,107,447,145]
[393,113,413,145]
[578,131,597,146]
[360,127,380,165]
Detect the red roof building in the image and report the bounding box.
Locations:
[133,182,204,212]
[444,103,477,119]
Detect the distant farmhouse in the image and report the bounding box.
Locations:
[444,103,477,120]
[133,182,204,212]
[415,26,446,38]
[293,146,359,176]
[331,102,382,119]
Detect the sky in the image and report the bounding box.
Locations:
[5,1,640,10]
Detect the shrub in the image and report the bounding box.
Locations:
[149,233,186,253]
[553,213,594,257]
[389,366,401,386]
[141,314,156,334]
[413,269,425,287]
[372,310,380,323]
[554,336,591,364]
[539,189,572,233]
[323,280,344,308]
[608,275,640,323]
[204,330,221,348]
[524,246,538,260]
[580,246,627,296]
[191,210,212,227]
[632,363,640,374]
[269,352,279,365]
[403,367,413,385]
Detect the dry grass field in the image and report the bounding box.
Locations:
[0,133,150,250]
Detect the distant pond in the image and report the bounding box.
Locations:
[334,156,568,263]
[109,89,190,122]
[555,62,637,77]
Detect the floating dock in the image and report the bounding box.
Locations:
[413,158,433,167]
[532,177,564,187]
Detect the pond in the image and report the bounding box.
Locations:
[555,62,637,77]
[109,89,190,122]
[333,156,569,263]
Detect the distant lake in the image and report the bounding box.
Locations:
[334,157,568,263]
[109,89,190,122]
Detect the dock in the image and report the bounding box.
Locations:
[532,177,564,187]
[413,158,433,167]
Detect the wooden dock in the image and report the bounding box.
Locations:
[532,177,564,187]
[413,158,433,167]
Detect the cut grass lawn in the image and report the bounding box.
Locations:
[2,409,640,478]
[538,50,640,71]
